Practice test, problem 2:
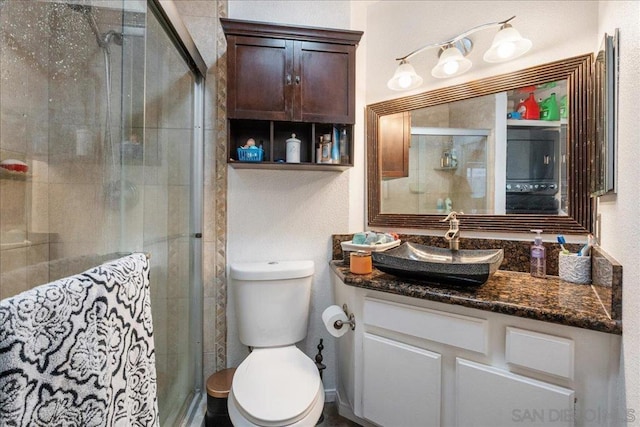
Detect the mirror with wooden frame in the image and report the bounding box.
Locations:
[367,54,593,234]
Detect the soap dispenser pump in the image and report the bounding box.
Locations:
[530,229,546,278]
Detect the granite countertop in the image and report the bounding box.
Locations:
[331,261,621,335]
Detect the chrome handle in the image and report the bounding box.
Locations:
[333,304,356,331]
[334,314,356,331]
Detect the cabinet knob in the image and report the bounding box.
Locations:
[295,75,300,85]
[286,74,292,85]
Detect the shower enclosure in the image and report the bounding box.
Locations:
[0,0,205,424]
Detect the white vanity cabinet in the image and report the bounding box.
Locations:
[455,358,575,427]
[363,333,441,427]
[331,272,622,427]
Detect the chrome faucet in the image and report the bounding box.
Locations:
[442,211,463,251]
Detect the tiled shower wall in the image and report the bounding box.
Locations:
[0,3,124,298]
[382,95,496,215]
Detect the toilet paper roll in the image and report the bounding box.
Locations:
[322,305,349,338]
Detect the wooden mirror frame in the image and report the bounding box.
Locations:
[367,54,593,234]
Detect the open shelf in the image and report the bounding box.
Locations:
[228,119,353,170]
[229,161,350,172]
[507,119,567,127]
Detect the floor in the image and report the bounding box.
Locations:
[320,403,361,427]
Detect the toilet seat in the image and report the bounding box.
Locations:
[230,346,324,426]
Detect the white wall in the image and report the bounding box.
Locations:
[349,1,372,232]
[597,0,640,420]
[366,1,599,104]
[226,0,355,394]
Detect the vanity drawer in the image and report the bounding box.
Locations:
[363,298,488,354]
[506,327,574,380]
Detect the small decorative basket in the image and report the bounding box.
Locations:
[237,147,263,162]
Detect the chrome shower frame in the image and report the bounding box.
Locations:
[149,0,207,424]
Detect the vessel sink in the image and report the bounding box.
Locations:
[371,242,504,286]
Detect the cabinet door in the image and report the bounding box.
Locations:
[531,138,556,180]
[226,35,293,121]
[296,41,356,124]
[379,112,411,178]
[455,358,575,427]
[363,333,441,427]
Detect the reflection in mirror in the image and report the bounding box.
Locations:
[381,118,492,214]
[367,55,593,234]
[380,82,568,217]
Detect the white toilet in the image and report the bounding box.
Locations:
[228,260,325,427]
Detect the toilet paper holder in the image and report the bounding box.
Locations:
[334,304,356,331]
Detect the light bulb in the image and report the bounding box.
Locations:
[443,60,460,76]
[432,44,472,78]
[484,24,532,63]
[387,60,423,90]
[497,41,516,59]
[398,74,412,88]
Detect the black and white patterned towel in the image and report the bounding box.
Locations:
[0,253,158,426]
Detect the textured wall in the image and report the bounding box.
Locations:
[597,0,640,420]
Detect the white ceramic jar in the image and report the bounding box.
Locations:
[286,133,301,163]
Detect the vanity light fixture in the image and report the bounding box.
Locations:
[387,59,424,91]
[387,16,531,90]
[484,22,533,63]
[431,40,473,79]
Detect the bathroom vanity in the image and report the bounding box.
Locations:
[330,264,622,427]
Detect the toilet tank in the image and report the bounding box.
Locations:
[231,260,314,347]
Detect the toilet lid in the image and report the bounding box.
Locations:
[232,346,321,425]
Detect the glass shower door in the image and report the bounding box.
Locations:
[146,11,196,426]
[119,3,200,425]
[79,1,202,423]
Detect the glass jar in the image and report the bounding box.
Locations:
[350,251,372,274]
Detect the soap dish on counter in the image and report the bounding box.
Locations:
[0,168,31,180]
[341,239,401,264]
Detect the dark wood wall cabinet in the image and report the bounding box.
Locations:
[379,112,410,178]
[221,18,363,170]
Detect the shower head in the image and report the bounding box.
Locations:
[66,3,105,48]
[67,3,123,51]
